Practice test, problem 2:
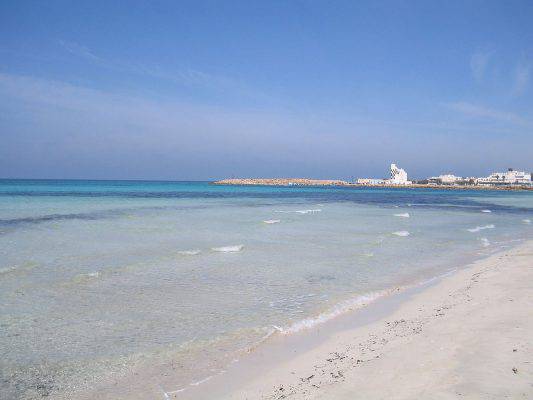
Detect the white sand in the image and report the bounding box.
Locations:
[212,240,533,399]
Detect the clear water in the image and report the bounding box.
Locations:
[1,180,532,399]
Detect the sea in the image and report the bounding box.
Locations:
[1,180,532,399]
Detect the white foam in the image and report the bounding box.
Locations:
[211,245,244,253]
[163,387,186,398]
[523,219,531,224]
[392,231,410,237]
[481,209,492,213]
[296,209,321,214]
[480,237,490,247]
[263,219,280,224]
[275,209,321,214]
[278,269,463,336]
[278,290,390,335]
[394,212,410,218]
[190,375,213,386]
[0,266,17,275]
[177,249,201,256]
[467,224,495,233]
[72,271,101,283]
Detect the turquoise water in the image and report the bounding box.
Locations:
[1,180,532,399]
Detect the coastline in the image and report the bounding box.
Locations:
[213,178,533,191]
[173,239,533,400]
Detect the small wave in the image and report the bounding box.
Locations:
[190,375,213,386]
[163,387,186,398]
[278,268,464,336]
[467,224,495,233]
[392,231,410,237]
[275,209,321,214]
[263,219,280,224]
[71,271,101,284]
[394,212,410,218]
[0,266,17,276]
[278,290,392,334]
[177,249,201,256]
[211,245,244,253]
[523,219,531,224]
[295,209,321,214]
[407,203,476,208]
[481,209,492,213]
[480,237,490,247]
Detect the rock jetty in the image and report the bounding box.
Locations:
[213,178,350,186]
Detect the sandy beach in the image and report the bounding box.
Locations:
[176,240,533,400]
[3,3,533,400]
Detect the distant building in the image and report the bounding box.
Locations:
[388,163,412,185]
[428,174,462,185]
[356,163,411,186]
[477,168,532,186]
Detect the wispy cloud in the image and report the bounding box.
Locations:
[2,73,532,179]
[131,64,269,100]
[56,40,270,102]
[470,50,492,82]
[512,62,530,96]
[58,40,102,62]
[0,72,375,179]
[445,101,529,126]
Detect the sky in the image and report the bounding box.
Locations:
[1,0,532,180]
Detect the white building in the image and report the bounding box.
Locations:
[388,163,411,185]
[428,174,462,185]
[478,168,531,186]
[355,163,412,186]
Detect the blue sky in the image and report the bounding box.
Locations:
[1,1,532,180]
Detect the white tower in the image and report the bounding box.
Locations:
[389,163,410,185]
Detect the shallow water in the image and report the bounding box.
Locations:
[0,180,532,399]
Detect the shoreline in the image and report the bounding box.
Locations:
[213,179,533,191]
[172,239,533,400]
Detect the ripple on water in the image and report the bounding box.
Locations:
[177,249,201,256]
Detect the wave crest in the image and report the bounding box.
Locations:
[275,209,321,214]
[177,249,201,256]
[263,219,280,224]
[467,224,495,233]
[278,290,393,335]
[394,212,410,218]
[392,231,410,237]
[480,237,490,247]
[211,245,244,253]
